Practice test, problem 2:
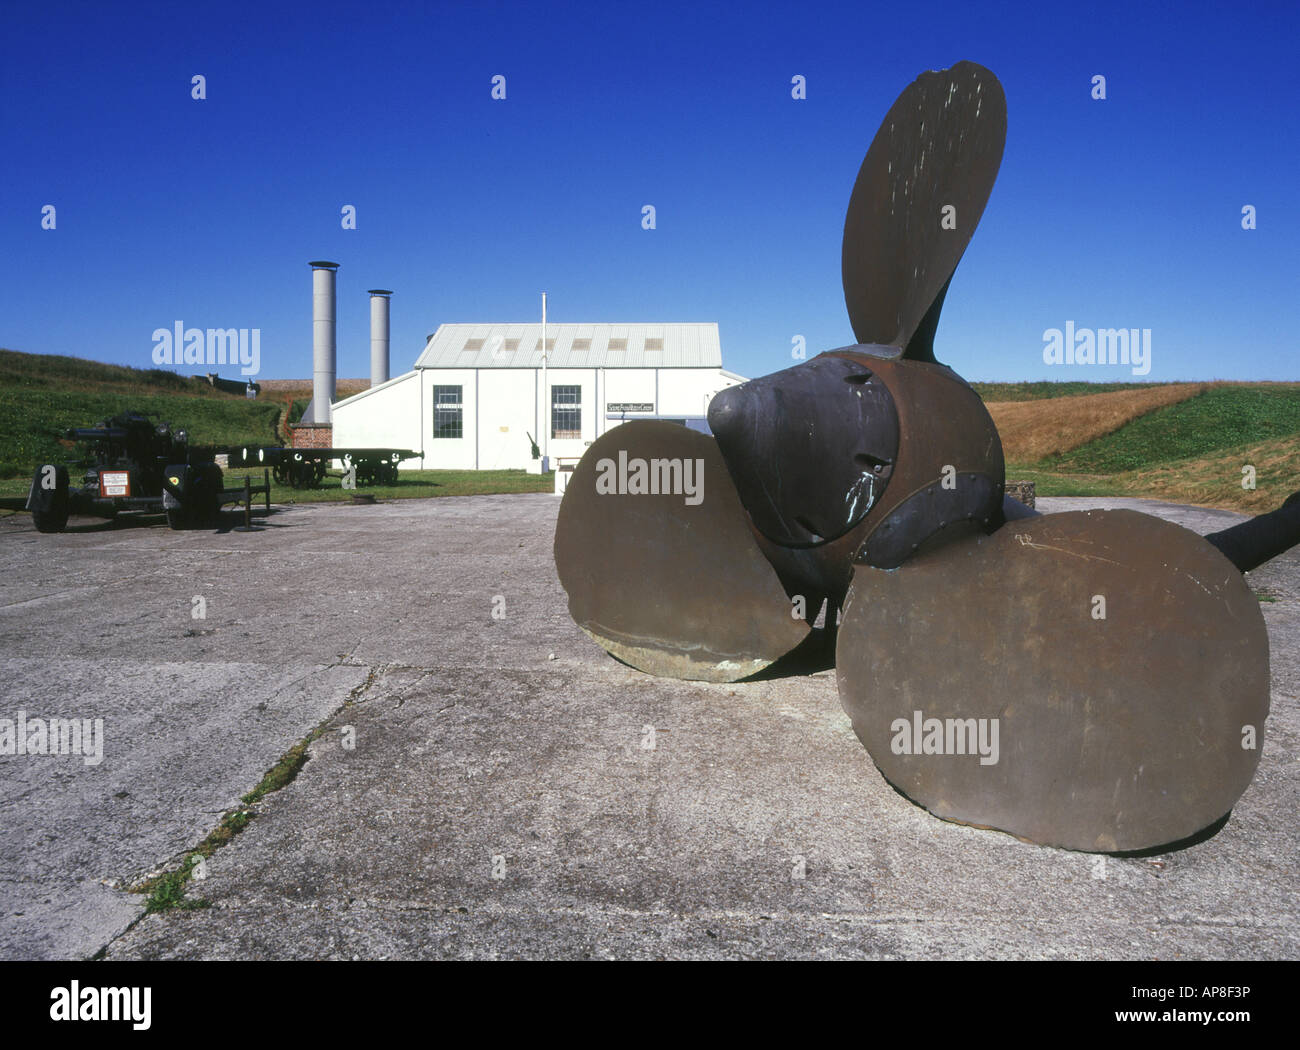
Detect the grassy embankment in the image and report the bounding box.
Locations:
[975,382,1300,513]
[0,349,552,505]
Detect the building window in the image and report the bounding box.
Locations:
[433,385,463,439]
[552,385,581,440]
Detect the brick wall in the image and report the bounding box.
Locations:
[290,423,333,449]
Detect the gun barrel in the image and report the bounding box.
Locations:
[68,427,130,440]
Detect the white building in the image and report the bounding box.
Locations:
[331,322,746,470]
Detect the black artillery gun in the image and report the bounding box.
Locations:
[556,62,1300,853]
[20,411,255,532]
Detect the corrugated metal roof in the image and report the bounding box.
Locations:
[413,323,723,369]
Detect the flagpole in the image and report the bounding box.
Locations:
[541,291,548,466]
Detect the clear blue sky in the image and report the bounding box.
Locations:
[2,0,1296,383]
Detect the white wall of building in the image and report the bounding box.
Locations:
[329,370,423,466]
[660,368,736,421]
[475,368,538,469]
[332,365,743,471]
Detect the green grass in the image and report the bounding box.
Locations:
[970,381,1173,402]
[141,856,212,913]
[1001,464,1121,497]
[239,740,311,804]
[0,348,282,477]
[133,737,318,912]
[274,468,553,502]
[0,467,552,505]
[0,347,208,392]
[1039,387,1300,474]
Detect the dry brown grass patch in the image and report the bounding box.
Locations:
[987,383,1211,461]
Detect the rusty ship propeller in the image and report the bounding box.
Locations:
[554,60,1281,852]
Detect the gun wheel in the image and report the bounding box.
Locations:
[32,505,69,533]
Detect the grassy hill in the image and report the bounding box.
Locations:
[983,383,1207,462]
[1042,386,1300,472]
[991,383,1300,513]
[0,348,282,477]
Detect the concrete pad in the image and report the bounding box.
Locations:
[1,494,1296,959]
[1031,495,1247,534]
[0,507,376,959]
[0,656,367,958]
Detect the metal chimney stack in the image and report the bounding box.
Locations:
[368,289,392,387]
[309,261,339,423]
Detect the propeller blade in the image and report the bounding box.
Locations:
[555,421,809,682]
[842,61,1006,361]
[836,509,1270,852]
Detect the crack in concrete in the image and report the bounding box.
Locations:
[87,659,386,961]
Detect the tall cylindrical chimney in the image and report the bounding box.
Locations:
[368,289,392,387]
[309,261,339,423]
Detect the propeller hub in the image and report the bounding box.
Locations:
[708,353,899,548]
